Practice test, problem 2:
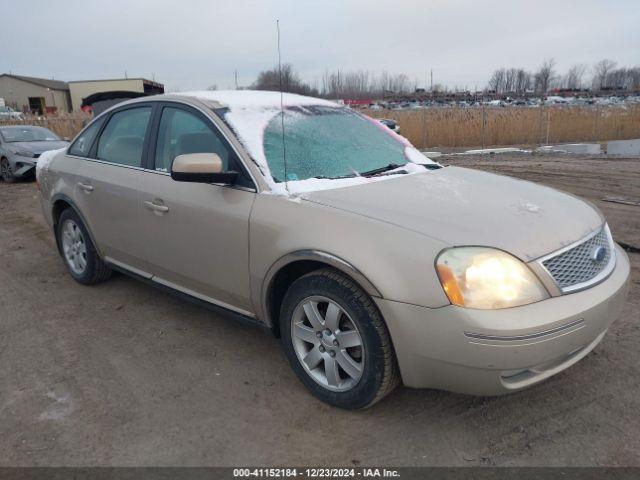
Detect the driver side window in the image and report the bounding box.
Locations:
[154,107,231,173]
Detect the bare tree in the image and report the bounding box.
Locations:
[628,67,640,90]
[252,64,317,95]
[515,69,532,93]
[488,67,532,94]
[488,68,506,92]
[533,58,556,94]
[592,59,617,89]
[563,64,586,89]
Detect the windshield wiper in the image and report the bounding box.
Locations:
[359,163,404,177]
[313,173,358,180]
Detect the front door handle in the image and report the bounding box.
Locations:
[78,182,94,192]
[144,200,169,213]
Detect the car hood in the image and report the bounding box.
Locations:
[301,166,603,262]
[9,141,69,154]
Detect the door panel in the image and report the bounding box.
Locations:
[73,105,153,274]
[74,161,147,273]
[139,104,256,314]
[139,174,255,313]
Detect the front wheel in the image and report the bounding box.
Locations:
[1,157,16,183]
[280,268,399,409]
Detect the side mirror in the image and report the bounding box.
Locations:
[171,153,238,184]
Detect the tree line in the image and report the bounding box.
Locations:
[488,59,640,94]
[248,65,418,99]
[245,59,640,98]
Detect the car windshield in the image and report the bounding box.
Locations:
[263,106,410,182]
[0,126,60,142]
[0,107,11,112]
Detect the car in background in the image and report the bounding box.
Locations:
[0,126,68,182]
[0,106,25,120]
[378,118,400,134]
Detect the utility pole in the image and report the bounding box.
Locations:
[234,70,238,89]
[430,69,433,91]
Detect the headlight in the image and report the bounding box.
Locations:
[10,148,35,157]
[436,247,549,309]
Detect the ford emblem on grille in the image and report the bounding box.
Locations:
[592,246,607,263]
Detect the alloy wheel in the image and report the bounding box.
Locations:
[291,295,365,392]
[0,158,12,181]
[61,219,88,275]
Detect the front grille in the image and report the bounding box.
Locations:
[541,225,615,292]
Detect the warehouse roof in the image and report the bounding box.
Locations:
[0,74,69,91]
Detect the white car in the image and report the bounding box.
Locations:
[0,106,25,120]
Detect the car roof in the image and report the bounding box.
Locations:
[120,90,339,111]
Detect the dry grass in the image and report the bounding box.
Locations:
[2,106,640,150]
[365,105,640,149]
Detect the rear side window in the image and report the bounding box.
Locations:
[68,117,105,157]
[97,107,152,167]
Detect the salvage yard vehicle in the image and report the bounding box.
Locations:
[378,118,401,134]
[36,91,630,409]
[0,126,68,182]
[0,105,25,120]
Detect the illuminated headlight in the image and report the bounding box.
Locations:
[436,247,550,309]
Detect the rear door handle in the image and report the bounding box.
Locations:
[144,200,169,213]
[78,182,94,192]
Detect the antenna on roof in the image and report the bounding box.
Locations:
[277,19,289,193]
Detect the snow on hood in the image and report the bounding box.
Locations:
[303,166,603,261]
[177,90,438,194]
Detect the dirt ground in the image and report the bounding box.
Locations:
[0,154,638,467]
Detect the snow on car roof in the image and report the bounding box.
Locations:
[178,90,338,110]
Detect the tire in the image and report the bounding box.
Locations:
[57,208,112,285]
[280,268,399,409]
[1,157,17,183]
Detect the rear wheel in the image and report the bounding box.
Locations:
[0,157,16,183]
[57,209,112,285]
[280,268,399,409]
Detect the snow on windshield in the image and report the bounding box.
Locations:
[178,91,438,194]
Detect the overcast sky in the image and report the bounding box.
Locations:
[1,0,638,92]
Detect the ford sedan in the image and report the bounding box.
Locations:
[36,91,630,409]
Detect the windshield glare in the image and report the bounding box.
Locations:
[263,106,409,182]
[0,126,60,142]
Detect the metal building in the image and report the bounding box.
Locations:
[0,74,71,114]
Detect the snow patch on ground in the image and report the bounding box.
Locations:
[463,147,531,155]
[536,143,601,154]
[39,391,73,422]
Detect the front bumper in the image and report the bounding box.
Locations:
[8,154,37,177]
[376,244,631,395]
